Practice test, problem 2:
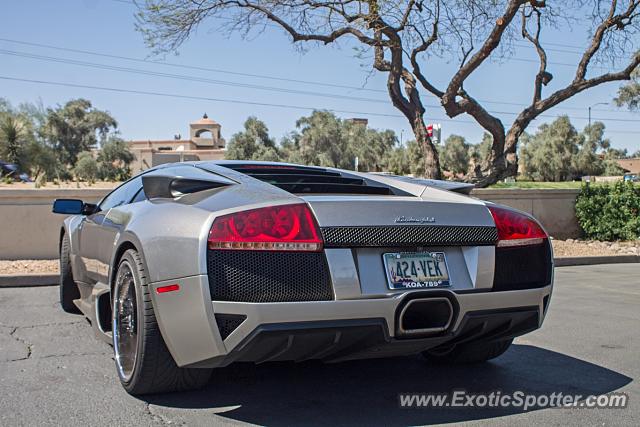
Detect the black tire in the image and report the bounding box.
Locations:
[422,338,513,365]
[113,249,212,395]
[59,233,81,314]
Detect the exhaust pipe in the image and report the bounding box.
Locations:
[397,297,454,337]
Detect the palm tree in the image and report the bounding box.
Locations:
[0,116,25,172]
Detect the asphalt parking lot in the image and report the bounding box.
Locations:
[0,264,638,426]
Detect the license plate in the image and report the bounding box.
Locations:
[383,252,450,290]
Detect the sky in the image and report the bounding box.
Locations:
[0,0,639,153]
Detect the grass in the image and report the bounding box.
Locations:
[489,180,639,189]
[488,181,586,189]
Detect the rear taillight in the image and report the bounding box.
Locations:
[208,203,323,251]
[488,206,547,247]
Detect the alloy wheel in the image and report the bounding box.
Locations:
[112,262,138,382]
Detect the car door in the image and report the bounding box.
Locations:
[79,176,144,284]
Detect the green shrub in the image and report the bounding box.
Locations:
[575,181,640,241]
[97,137,134,181]
[73,152,98,183]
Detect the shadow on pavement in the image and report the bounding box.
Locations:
[144,344,632,426]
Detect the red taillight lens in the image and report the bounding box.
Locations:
[208,203,323,251]
[488,206,547,247]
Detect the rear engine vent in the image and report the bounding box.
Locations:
[493,239,552,291]
[221,164,394,195]
[322,225,498,247]
[214,314,247,340]
[207,250,334,302]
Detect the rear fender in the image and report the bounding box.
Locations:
[61,215,86,282]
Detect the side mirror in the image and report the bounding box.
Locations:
[82,203,99,215]
[52,199,86,215]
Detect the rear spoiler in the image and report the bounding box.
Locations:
[142,165,236,198]
[368,173,476,195]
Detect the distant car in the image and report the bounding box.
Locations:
[0,161,18,177]
[53,161,554,395]
[624,174,639,182]
[0,161,31,182]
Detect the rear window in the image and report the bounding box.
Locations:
[220,164,395,195]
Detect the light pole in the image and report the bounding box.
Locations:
[588,102,609,128]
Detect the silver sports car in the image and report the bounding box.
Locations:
[53,161,553,395]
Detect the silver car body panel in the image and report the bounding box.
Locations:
[149,273,551,367]
[59,161,554,368]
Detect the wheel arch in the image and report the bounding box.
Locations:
[59,219,74,253]
[59,216,82,259]
[59,226,66,253]
[109,234,150,293]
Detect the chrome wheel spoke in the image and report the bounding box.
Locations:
[113,265,138,382]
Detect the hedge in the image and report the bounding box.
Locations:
[575,181,640,241]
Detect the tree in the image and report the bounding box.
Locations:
[208,110,409,174]
[0,98,62,181]
[520,117,624,180]
[97,136,135,181]
[348,124,396,172]
[615,69,640,110]
[279,133,303,164]
[520,116,580,181]
[225,117,280,161]
[606,147,629,159]
[285,111,353,168]
[602,150,626,175]
[384,145,411,175]
[73,152,99,183]
[440,135,470,175]
[467,133,494,180]
[137,1,640,186]
[0,100,33,172]
[573,122,612,177]
[23,139,61,181]
[43,99,117,169]
[252,145,281,162]
[277,111,398,171]
[406,140,426,177]
[0,98,10,113]
[0,116,27,171]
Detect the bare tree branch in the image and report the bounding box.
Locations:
[521,5,551,104]
[235,1,383,46]
[136,0,640,185]
[410,0,445,98]
[441,0,528,114]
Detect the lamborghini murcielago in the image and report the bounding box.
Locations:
[53,161,553,395]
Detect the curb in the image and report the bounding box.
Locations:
[0,273,58,288]
[554,255,640,267]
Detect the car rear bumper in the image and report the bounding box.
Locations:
[150,274,552,368]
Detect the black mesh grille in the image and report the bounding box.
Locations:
[493,239,553,291]
[321,225,498,247]
[214,314,247,340]
[207,250,333,302]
